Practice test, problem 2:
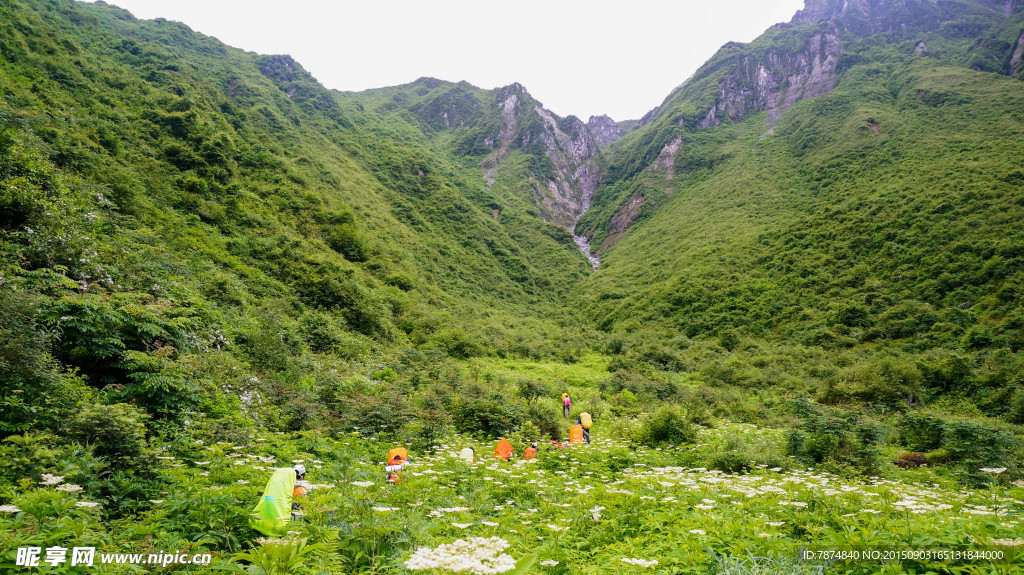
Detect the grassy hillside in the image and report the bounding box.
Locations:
[0,0,609,431]
[575,1,1024,427]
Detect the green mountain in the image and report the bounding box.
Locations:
[0,0,616,436]
[574,0,1024,415]
[1,0,1022,433]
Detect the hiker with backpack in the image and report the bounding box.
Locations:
[291,464,308,517]
[523,442,538,459]
[385,447,408,485]
[250,465,307,536]
[578,412,592,444]
[562,392,572,418]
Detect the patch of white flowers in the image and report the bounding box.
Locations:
[621,557,659,567]
[405,537,517,574]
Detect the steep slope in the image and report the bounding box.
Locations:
[581,0,1024,251]
[574,0,1024,414]
[339,79,605,268]
[0,0,601,432]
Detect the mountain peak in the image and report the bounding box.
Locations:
[587,114,623,147]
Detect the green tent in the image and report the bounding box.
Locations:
[249,467,296,537]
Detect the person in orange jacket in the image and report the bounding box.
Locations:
[523,442,538,459]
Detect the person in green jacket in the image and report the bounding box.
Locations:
[250,467,298,537]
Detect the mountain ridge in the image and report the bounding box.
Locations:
[2,0,1023,437]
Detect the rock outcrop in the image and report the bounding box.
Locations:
[700,26,841,130]
[1011,32,1024,76]
[480,84,602,233]
[793,0,938,35]
[587,114,623,147]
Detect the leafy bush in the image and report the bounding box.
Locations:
[523,401,564,440]
[826,358,922,411]
[337,391,413,439]
[63,402,155,472]
[899,412,1020,486]
[0,289,90,434]
[786,400,885,476]
[450,385,525,438]
[634,404,697,447]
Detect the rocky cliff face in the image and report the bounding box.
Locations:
[791,0,939,34]
[480,84,601,232]
[700,26,841,130]
[587,114,623,147]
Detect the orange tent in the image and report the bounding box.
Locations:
[569,424,584,444]
[494,438,514,460]
[387,447,408,464]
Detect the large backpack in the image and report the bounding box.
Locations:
[569,424,584,444]
[250,468,296,536]
[580,412,592,430]
[494,438,514,460]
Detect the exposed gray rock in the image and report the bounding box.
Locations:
[479,84,602,258]
[587,114,623,147]
[1011,32,1024,75]
[699,26,841,130]
[638,106,660,126]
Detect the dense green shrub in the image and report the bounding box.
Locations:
[524,400,564,440]
[450,388,525,438]
[0,289,91,434]
[827,358,923,411]
[337,391,413,438]
[786,400,885,476]
[635,404,697,447]
[899,412,1020,486]
[64,403,151,462]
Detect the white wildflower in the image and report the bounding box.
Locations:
[0,505,22,513]
[39,474,64,486]
[351,481,375,488]
[405,536,516,574]
[621,558,659,567]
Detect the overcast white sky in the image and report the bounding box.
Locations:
[89,0,806,121]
